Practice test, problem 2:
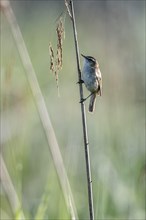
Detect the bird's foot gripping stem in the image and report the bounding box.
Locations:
[79,98,87,103]
[77,79,84,84]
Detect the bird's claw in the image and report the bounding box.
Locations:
[79,98,86,103]
[77,79,84,84]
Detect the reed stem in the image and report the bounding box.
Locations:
[69,1,94,219]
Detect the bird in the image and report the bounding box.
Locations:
[81,54,102,112]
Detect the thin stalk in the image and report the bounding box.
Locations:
[1,1,78,219]
[69,1,94,219]
[0,154,25,220]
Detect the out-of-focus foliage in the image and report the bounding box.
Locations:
[1,1,145,219]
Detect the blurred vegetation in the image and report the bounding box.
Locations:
[1,0,145,219]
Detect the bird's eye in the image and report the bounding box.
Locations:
[90,61,95,67]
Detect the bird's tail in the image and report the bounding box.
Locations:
[89,93,97,113]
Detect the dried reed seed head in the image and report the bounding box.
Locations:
[56,46,63,69]
[56,18,64,70]
[50,60,54,72]
[49,43,55,72]
[56,19,64,41]
[49,42,54,58]
[48,16,65,92]
[54,70,59,88]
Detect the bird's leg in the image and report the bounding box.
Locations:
[80,92,93,103]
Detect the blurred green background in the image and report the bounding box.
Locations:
[1,0,145,219]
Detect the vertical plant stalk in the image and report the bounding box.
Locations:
[0,154,25,220]
[69,0,94,219]
[1,1,78,219]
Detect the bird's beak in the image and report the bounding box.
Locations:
[81,54,87,59]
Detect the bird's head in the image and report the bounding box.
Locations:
[81,54,98,67]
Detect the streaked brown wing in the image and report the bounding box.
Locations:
[96,68,102,96]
